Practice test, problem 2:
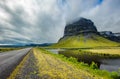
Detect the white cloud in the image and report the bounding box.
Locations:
[81,0,120,32]
[63,0,99,23]
[0,0,120,44]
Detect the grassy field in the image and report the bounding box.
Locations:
[51,34,119,48]
[34,48,96,79]
[34,48,119,79]
[58,48,120,64]
[85,48,120,55]
[8,48,120,79]
[0,47,22,53]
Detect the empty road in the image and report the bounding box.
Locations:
[0,48,31,79]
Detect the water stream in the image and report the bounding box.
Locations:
[47,49,120,72]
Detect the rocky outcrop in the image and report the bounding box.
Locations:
[64,18,98,36]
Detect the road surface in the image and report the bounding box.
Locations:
[0,48,31,79]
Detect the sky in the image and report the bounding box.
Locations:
[0,0,120,44]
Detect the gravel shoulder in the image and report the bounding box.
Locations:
[14,50,40,79]
[0,48,31,79]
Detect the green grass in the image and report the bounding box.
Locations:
[59,48,120,59]
[85,48,120,55]
[36,48,120,79]
[7,48,120,79]
[51,34,119,48]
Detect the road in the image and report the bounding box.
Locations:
[0,48,31,79]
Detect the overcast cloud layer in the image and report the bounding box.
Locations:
[0,0,120,44]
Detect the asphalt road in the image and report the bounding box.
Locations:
[0,48,31,79]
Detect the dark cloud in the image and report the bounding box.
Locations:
[0,0,119,44]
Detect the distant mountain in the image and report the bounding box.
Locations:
[0,44,25,47]
[52,18,119,48]
[99,31,120,42]
[25,43,55,47]
[0,43,55,47]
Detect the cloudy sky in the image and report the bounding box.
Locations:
[0,0,120,44]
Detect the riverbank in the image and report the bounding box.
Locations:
[35,48,120,79]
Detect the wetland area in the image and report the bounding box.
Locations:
[47,48,120,72]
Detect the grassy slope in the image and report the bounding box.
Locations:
[52,34,119,48]
[34,48,113,79]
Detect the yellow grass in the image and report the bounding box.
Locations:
[33,48,108,79]
[52,34,119,48]
[86,49,120,55]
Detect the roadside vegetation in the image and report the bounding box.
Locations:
[34,48,120,79]
[8,48,120,79]
[34,48,95,79]
[0,47,22,53]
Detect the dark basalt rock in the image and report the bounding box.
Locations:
[64,18,98,36]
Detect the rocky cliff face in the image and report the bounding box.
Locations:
[64,18,98,36]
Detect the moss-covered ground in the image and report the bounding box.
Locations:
[51,34,119,48]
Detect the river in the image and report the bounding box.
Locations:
[47,49,120,72]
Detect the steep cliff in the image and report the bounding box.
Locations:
[64,18,98,36]
[52,18,119,48]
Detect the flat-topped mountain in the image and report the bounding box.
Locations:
[64,18,98,36]
[52,18,119,48]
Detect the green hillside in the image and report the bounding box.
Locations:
[52,34,119,48]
